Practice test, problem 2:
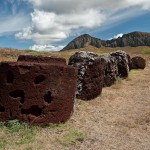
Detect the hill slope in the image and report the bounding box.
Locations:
[62,31,150,51]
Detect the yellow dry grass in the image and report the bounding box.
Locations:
[0,46,150,150]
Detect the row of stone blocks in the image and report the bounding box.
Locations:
[0,51,146,125]
[0,55,77,125]
[68,50,146,100]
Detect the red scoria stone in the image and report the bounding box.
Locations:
[0,56,77,126]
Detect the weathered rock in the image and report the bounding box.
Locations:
[18,55,66,65]
[101,55,118,87]
[131,56,146,69]
[110,50,130,78]
[0,56,77,126]
[68,51,105,100]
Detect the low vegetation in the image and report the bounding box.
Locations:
[0,120,39,149]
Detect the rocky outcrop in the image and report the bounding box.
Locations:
[0,55,77,126]
[62,32,150,51]
[131,56,146,69]
[62,34,106,50]
[106,32,150,47]
[68,51,105,100]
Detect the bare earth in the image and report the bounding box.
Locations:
[0,47,150,150]
[36,55,150,150]
[67,58,150,150]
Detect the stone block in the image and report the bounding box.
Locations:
[0,56,77,125]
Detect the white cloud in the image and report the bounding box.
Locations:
[15,26,32,40]
[0,0,30,35]
[28,0,150,13]
[109,33,124,40]
[15,0,150,50]
[0,14,30,35]
[113,33,123,39]
[125,0,150,10]
[29,44,64,51]
[16,9,105,44]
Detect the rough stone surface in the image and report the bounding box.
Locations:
[68,51,105,100]
[18,55,66,65]
[62,32,150,51]
[0,56,77,126]
[131,56,146,69]
[101,55,118,87]
[110,50,130,78]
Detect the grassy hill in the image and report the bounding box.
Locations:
[0,46,150,150]
[1,46,150,61]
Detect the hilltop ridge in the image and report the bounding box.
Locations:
[62,31,150,51]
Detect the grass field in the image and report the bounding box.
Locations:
[0,46,150,150]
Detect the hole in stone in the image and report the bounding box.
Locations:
[9,109,12,117]
[34,75,46,84]
[19,105,22,108]
[49,109,57,113]
[21,105,42,117]
[7,70,14,83]
[9,90,24,104]
[44,91,52,103]
[28,117,31,122]
[0,104,5,112]
[19,65,31,74]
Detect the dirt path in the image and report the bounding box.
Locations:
[65,58,150,150]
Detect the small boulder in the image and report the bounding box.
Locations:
[131,56,146,69]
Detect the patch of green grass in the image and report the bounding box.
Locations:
[0,139,8,148]
[141,47,150,54]
[24,147,32,150]
[48,123,66,129]
[76,99,83,105]
[0,122,5,128]
[56,128,85,147]
[0,120,39,148]
[115,77,123,84]
[5,120,25,133]
[129,69,140,75]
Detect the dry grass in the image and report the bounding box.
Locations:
[0,46,150,150]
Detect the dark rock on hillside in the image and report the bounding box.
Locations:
[131,56,146,69]
[62,32,150,51]
[101,55,118,87]
[68,51,105,100]
[110,50,131,78]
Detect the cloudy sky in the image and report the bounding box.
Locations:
[0,0,150,51]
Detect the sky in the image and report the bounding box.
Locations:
[0,0,150,51]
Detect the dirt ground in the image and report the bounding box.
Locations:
[66,57,150,150]
[0,48,150,150]
[36,55,150,150]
